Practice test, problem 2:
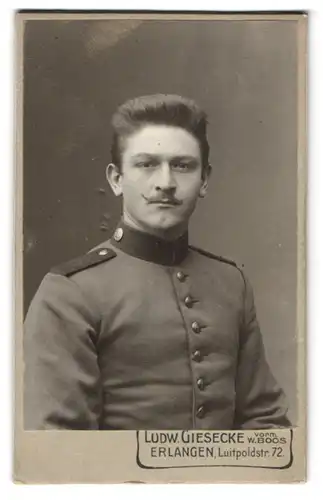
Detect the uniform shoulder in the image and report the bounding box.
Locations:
[189,244,239,268]
[50,247,117,278]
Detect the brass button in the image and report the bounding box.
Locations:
[196,405,205,419]
[184,296,194,308]
[98,249,108,256]
[197,378,205,391]
[192,321,201,334]
[192,350,202,362]
[113,227,124,242]
[176,271,185,282]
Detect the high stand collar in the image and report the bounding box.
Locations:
[110,220,189,266]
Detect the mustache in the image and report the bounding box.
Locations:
[142,195,182,205]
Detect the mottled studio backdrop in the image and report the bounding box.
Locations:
[23,19,298,423]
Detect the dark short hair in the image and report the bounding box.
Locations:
[110,94,210,171]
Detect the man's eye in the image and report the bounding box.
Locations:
[136,161,156,168]
[172,162,190,170]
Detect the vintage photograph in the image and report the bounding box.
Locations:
[15,12,306,483]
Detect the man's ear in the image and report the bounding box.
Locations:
[106,163,123,196]
[199,163,212,198]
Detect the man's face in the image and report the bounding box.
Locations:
[109,124,209,237]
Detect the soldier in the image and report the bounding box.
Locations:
[24,94,290,430]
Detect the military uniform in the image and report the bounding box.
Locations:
[24,221,290,430]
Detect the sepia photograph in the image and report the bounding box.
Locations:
[15,11,306,483]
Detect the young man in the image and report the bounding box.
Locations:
[24,94,290,430]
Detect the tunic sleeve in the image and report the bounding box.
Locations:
[24,273,102,430]
[234,273,291,429]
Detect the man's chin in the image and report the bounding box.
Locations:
[143,214,187,235]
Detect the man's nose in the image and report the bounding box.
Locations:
[155,162,176,191]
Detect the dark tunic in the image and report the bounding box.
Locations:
[24,222,290,430]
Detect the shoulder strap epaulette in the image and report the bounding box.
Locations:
[50,247,117,277]
[189,245,238,268]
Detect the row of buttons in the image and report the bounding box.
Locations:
[176,269,206,420]
[177,272,203,333]
[177,273,195,309]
